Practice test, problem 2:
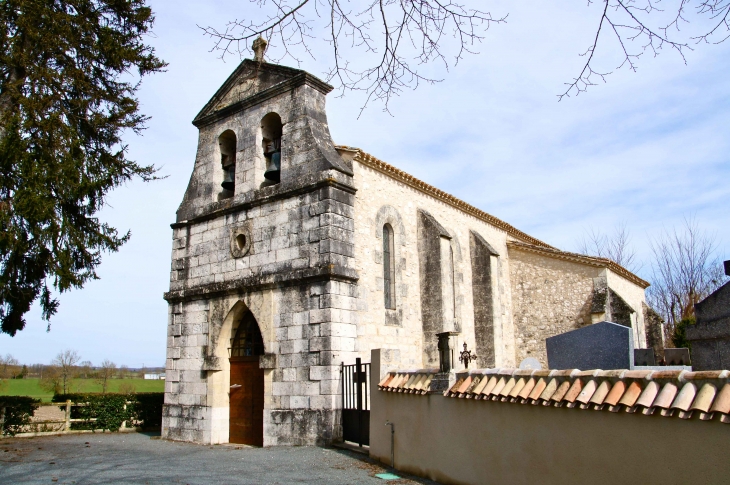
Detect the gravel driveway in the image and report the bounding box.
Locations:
[0,432,438,485]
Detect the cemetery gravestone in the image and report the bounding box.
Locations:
[664,348,691,366]
[546,321,634,370]
[634,348,655,366]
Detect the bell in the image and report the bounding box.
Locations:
[221,166,234,191]
[263,151,280,183]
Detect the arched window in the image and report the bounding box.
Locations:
[383,224,396,309]
[450,245,456,319]
[219,130,237,197]
[230,311,264,358]
[261,113,283,186]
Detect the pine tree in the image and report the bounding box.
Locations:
[0,0,166,335]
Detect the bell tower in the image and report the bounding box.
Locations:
[163,47,358,445]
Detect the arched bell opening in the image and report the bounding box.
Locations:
[260,113,282,187]
[228,309,265,446]
[219,130,237,198]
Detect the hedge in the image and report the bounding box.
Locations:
[52,392,164,432]
[0,396,41,436]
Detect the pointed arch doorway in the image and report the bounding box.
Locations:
[229,310,264,446]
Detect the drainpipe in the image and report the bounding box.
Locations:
[385,421,394,468]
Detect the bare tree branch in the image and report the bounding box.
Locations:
[577,222,641,273]
[201,1,730,108]
[562,0,730,100]
[200,0,505,112]
[647,216,728,344]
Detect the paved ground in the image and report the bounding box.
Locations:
[0,432,439,484]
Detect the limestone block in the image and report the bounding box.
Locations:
[282,368,297,381]
[309,308,332,324]
[280,338,308,354]
[167,370,180,382]
[309,365,338,381]
[320,212,355,232]
[319,379,339,395]
[290,396,310,409]
[310,395,338,409]
[168,347,181,359]
[272,382,294,396]
[164,381,179,394]
[292,311,310,326]
[276,327,289,340]
[287,325,304,340]
[320,294,358,311]
[319,322,357,338]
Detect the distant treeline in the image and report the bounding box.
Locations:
[0,351,164,394]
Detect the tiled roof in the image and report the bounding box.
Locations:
[379,368,730,423]
[377,369,442,395]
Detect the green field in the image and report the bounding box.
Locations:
[0,378,165,402]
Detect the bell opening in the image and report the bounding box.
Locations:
[261,113,282,186]
[219,130,237,198]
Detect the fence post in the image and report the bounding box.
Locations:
[65,400,71,432]
[121,402,127,431]
[0,406,5,433]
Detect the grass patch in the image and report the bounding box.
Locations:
[0,379,165,402]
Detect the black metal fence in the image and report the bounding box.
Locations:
[341,358,370,447]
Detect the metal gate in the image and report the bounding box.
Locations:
[341,358,370,447]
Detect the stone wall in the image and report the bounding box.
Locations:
[606,269,648,348]
[351,160,518,369]
[508,248,602,367]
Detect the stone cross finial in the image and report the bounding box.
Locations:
[252,36,268,63]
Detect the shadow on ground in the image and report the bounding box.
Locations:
[0,432,441,485]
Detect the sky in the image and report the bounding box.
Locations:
[1,1,729,367]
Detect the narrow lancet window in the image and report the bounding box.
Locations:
[383,224,396,309]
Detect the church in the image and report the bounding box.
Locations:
[161,42,660,446]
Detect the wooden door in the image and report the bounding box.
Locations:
[229,358,264,446]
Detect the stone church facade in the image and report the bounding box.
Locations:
[162,56,657,446]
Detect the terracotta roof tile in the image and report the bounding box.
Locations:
[710,383,730,414]
[576,379,597,406]
[618,381,643,409]
[518,378,537,401]
[499,378,517,400]
[509,378,527,400]
[456,376,473,395]
[538,378,559,403]
[692,383,717,420]
[604,380,627,407]
[469,375,490,398]
[672,382,698,418]
[528,378,549,403]
[549,380,573,406]
[490,377,508,399]
[479,376,499,400]
[589,380,612,409]
[563,379,584,407]
[635,381,661,411]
